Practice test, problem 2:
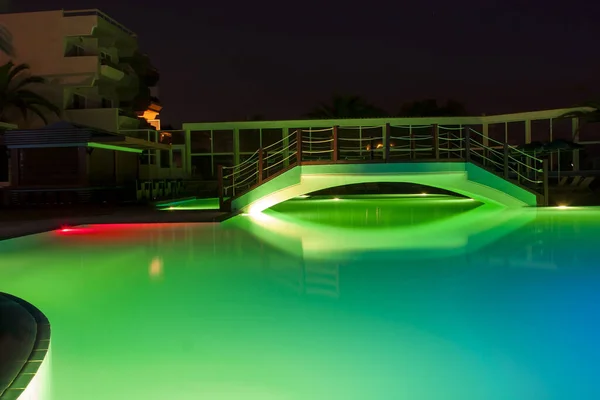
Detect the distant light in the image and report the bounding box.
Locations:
[420,193,427,196]
[168,206,175,210]
[557,205,569,209]
[333,197,340,201]
[60,228,72,232]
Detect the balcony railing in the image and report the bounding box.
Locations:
[63,9,137,37]
[120,129,175,145]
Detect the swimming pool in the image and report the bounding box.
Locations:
[1,195,599,399]
[158,197,220,211]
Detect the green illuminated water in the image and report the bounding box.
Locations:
[1,195,600,399]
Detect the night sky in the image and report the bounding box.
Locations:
[8,0,600,127]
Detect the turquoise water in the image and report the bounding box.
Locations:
[1,196,600,399]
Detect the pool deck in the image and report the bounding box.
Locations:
[0,205,226,240]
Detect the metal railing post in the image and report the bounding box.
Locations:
[464,127,471,162]
[409,125,415,159]
[332,125,339,163]
[503,142,509,179]
[432,124,439,160]
[258,148,264,183]
[384,123,391,162]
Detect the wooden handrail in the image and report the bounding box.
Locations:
[332,126,339,162]
[296,130,303,165]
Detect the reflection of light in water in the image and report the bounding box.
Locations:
[241,203,536,261]
[149,257,164,279]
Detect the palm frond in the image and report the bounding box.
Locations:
[0,25,15,57]
[23,104,50,125]
[0,61,60,125]
[13,76,47,91]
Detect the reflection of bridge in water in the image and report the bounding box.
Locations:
[233,203,539,298]
[239,203,537,261]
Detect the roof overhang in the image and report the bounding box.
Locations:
[95,134,171,150]
[3,124,171,152]
[88,142,143,154]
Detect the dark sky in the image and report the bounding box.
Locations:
[9,0,600,126]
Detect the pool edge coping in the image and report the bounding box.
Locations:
[0,294,51,400]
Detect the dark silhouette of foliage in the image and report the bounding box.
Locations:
[0,61,60,125]
[398,99,468,117]
[306,95,388,119]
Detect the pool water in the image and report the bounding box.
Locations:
[159,197,220,211]
[1,196,600,399]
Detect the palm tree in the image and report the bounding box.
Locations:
[0,61,60,124]
[306,95,388,119]
[0,0,14,57]
[0,25,13,57]
[398,99,468,117]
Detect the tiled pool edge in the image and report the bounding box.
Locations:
[0,294,50,400]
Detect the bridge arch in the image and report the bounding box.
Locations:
[231,162,538,214]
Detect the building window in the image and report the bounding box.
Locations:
[101,98,113,108]
[213,130,234,153]
[65,45,85,57]
[100,52,114,63]
[172,150,183,168]
[72,94,86,109]
[160,150,170,168]
[141,150,156,165]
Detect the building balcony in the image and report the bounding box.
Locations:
[64,108,142,132]
[100,58,125,81]
[120,129,173,146]
[60,55,99,76]
[118,109,143,130]
[63,9,136,38]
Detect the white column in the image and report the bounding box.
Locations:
[524,119,531,144]
[233,128,240,165]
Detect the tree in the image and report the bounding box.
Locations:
[306,95,388,119]
[398,99,468,117]
[0,61,60,124]
[0,25,13,57]
[0,1,14,57]
[118,51,159,114]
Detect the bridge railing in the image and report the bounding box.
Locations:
[217,124,549,210]
[466,128,549,203]
[218,129,299,206]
